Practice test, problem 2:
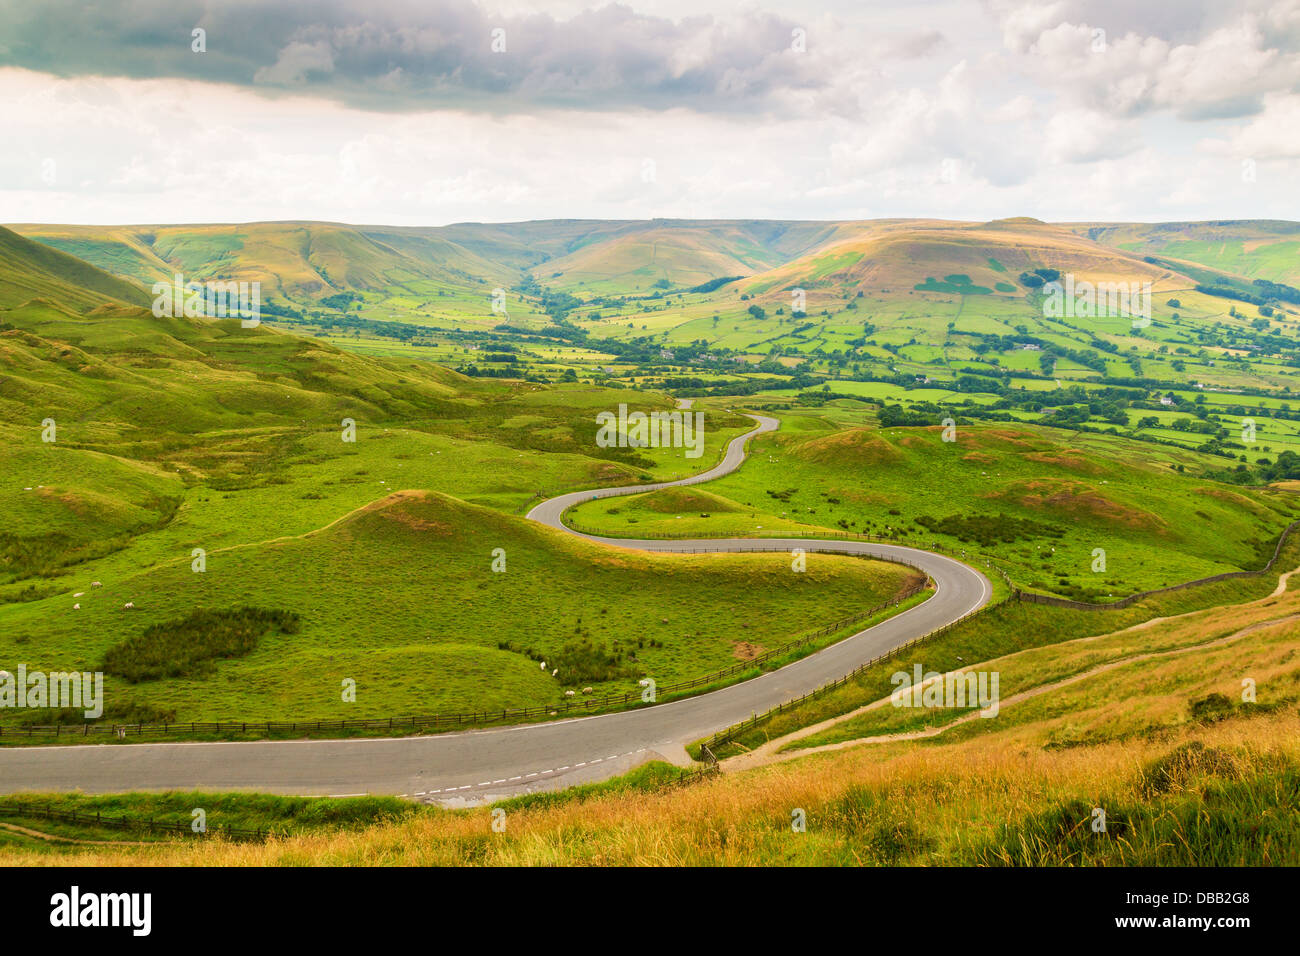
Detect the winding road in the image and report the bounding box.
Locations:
[0,413,991,803]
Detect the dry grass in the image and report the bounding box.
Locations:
[4,706,1294,866]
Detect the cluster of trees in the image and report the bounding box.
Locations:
[1017,267,1061,288]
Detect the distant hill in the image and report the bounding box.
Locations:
[736,217,1192,305]
[8,217,1296,328]
[8,221,518,305]
[1068,220,1300,285]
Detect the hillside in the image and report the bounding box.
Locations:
[9,221,517,305]
[5,559,1297,863]
[567,412,1300,600]
[0,226,149,310]
[1071,220,1300,285]
[0,488,917,723]
[738,218,1188,306]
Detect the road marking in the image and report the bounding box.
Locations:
[5,413,991,803]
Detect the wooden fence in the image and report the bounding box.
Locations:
[0,583,928,740]
[0,802,272,841]
[1013,518,1300,611]
[700,594,1010,752]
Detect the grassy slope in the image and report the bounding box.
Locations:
[1,275,790,723]
[10,222,515,304]
[4,624,1295,862]
[784,557,1300,749]
[0,294,754,586]
[0,226,149,310]
[703,542,1300,760]
[1073,220,1300,285]
[0,490,919,722]
[567,410,1300,599]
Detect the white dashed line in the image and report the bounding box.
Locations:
[422,746,656,798]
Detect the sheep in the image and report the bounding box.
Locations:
[73,604,80,610]
[123,602,135,609]
[564,690,575,697]
[91,581,102,587]
[638,679,651,687]
[551,668,557,676]
[73,592,84,597]
[539,660,546,670]
[582,687,593,694]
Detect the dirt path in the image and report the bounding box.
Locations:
[0,820,149,846]
[725,568,1300,773]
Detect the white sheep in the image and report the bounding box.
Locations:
[91,581,102,587]
[73,603,80,610]
[539,660,546,670]
[123,602,135,609]
[564,690,575,697]
[582,686,593,694]
[638,679,650,687]
[551,669,557,677]
[73,592,84,597]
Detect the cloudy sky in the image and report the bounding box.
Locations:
[1,0,1297,225]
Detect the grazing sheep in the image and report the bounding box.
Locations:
[73,592,84,597]
[123,602,135,609]
[638,679,650,687]
[582,687,593,694]
[551,669,557,676]
[91,581,102,587]
[539,661,546,670]
[564,690,575,697]
[73,604,80,610]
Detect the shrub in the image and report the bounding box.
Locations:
[102,607,300,682]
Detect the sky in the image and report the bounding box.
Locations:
[1,0,1297,226]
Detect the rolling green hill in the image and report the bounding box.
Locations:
[0,488,918,723]
[0,227,149,310]
[567,408,1300,601]
[1072,220,1300,285]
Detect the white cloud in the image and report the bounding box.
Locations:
[0,0,1296,225]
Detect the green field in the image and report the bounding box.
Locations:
[568,406,1300,600]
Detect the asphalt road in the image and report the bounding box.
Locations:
[0,414,991,802]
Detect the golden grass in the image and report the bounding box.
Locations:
[5,705,1293,866]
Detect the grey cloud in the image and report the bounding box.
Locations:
[0,0,852,113]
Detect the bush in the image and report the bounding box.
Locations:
[102,607,300,682]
